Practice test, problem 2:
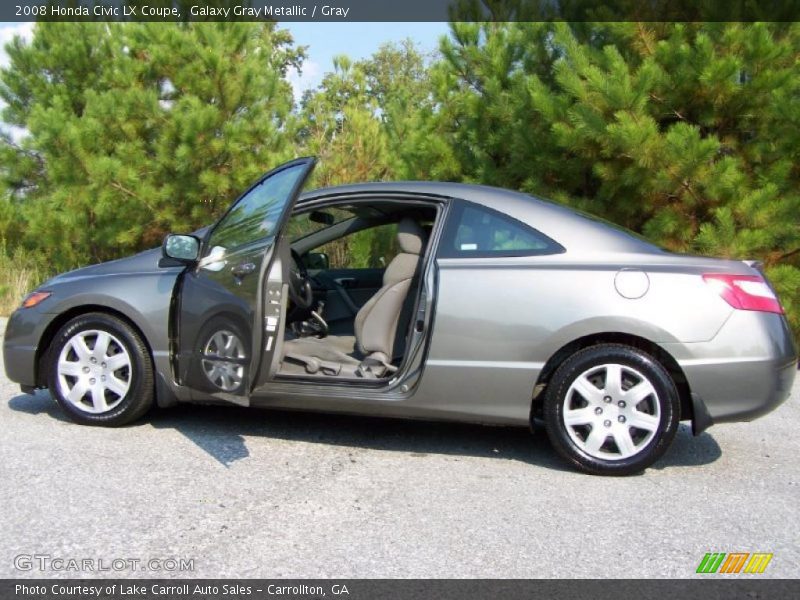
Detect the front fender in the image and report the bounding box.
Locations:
[4,269,182,401]
[43,269,180,359]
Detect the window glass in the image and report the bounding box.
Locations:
[208,164,307,250]
[315,223,399,269]
[440,201,562,257]
[285,208,355,242]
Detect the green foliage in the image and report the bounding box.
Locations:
[428,20,800,341]
[294,40,432,263]
[1,22,301,268]
[348,228,374,269]
[767,264,800,338]
[316,223,398,270]
[0,190,23,246]
[1,21,799,343]
[296,39,436,187]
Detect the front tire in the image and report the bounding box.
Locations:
[543,344,680,476]
[47,313,154,426]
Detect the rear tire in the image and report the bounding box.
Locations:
[543,343,680,476]
[47,313,154,426]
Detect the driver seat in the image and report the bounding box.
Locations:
[282,218,427,378]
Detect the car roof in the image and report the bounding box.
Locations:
[299,181,662,255]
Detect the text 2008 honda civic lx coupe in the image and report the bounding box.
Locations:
[3,158,796,475]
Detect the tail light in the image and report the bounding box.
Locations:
[702,274,784,314]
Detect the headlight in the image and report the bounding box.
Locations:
[21,291,51,308]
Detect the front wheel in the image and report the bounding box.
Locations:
[47,313,154,426]
[543,344,680,476]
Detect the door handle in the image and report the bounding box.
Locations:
[231,262,256,278]
[335,277,356,288]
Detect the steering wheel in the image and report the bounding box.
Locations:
[288,248,314,309]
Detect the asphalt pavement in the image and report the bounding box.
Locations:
[1,317,798,579]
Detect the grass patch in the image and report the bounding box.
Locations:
[0,243,50,316]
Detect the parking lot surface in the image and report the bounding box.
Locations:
[1,318,798,578]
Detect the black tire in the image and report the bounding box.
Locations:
[543,343,680,476]
[46,312,154,426]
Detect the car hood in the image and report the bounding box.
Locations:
[45,247,170,285]
[44,227,209,287]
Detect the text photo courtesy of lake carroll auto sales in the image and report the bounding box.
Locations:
[15,583,351,597]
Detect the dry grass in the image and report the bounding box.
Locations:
[0,246,47,316]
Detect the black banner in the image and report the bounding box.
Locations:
[4,0,800,23]
[3,579,800,600]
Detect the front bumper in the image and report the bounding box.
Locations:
[2,306,58,388]
[662,310,797,428]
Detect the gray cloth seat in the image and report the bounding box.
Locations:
[282,217,427,377]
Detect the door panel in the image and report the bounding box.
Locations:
[311,267,384,330]
[329,267,384,302]
[176,157,315,404]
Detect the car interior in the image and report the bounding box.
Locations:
[278,201,438,380]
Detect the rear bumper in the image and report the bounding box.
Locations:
[662,311,797,428]
[687,355,795,424]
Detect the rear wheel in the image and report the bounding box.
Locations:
[543,344,680,476]
[47,313,154,426]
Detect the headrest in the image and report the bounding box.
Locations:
[397,218,426,255]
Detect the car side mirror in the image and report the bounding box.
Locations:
[304,251,330,270]
[162,234,200,263]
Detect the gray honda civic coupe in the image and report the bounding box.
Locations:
[3,157,796,475]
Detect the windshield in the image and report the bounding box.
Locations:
[286,207,355,242]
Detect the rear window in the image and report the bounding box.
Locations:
[438,200,563,258]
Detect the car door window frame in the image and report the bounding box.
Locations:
[203,158,316,255]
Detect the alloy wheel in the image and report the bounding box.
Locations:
[56,329,132,414]
[562,363,661,461]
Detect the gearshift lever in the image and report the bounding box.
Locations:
[310,301,328,338]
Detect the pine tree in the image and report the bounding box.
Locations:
[297,39,437,187]
[430,21,800,337]
[0,22,303,268]
[297,54,392,188]
[2,21,799,339]
[295,41,435,265]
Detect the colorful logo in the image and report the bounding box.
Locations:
[696,552,773,574]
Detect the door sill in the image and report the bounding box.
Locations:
[273,372,391,388]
